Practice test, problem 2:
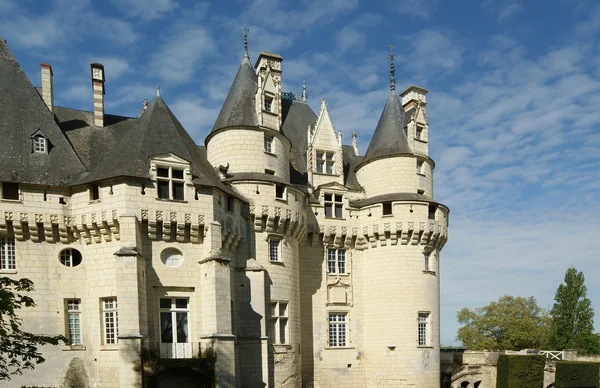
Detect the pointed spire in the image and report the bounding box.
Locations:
[156,85,161,97]
[388,44,397,92]
[301,78,308,102]
[241,24,250,60]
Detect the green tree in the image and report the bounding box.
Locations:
[457,295,550,350]
[549,267,600,354]
[0,277,66,380]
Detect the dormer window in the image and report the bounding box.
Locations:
[324,193,343,218]
[157,167,185,200]
[316,150,334,175]
[264,96,273,112]
[33,136,47,153]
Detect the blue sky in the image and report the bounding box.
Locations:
[2,0,600,346]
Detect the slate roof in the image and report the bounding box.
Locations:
[281,97,317,185]
[349,193,448,210]
[0,38,86,185]
[342,145,363,191]
[361,91,413,166]
[211,55,258,133]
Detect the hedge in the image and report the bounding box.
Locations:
[555,361,600,388]
[496,354,545,388]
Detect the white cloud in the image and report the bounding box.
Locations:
[150,26,215,83]
[389,0,439,20]
[171,97,221,142]
[335,27,365,53]
[110,0,179,20]
[482,0,525,21]
[406,30,463,74]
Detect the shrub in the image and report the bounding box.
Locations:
[496,354,545,388]
[555,361,600,388]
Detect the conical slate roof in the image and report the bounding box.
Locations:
[74,96,233,194]
[362,91,412,164]
[210,56,258,133]
[0,38,86,185]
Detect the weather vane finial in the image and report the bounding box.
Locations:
[387,44,397,91]
[241,23,249,58]
[156,85,161,97]
[301,78,308,102]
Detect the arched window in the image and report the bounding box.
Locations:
[33,135,47,153]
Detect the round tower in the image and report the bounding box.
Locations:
[206,34,305,386]
[352,53,449,387]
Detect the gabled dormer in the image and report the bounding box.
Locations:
[149,153,192,201]
[255,52,283,131]
[30,129,50,154]
[307,99,343,187]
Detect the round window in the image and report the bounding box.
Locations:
[59,248,82,267]
[161,248,183,268]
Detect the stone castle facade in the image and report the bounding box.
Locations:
[0,36,448,387]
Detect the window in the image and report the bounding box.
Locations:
[416,125,424,140]
[275,184,286,200]
[417,160,424,175]
[1,182,19,200]
[428,205,437,220]
[424,252,430,271]
[161,248,183,268]
[159,298,189,344]
[157,166,185,200]
[269,301,288,344]
[264,96,273,112]
[328,313,347,347]
[59,248,82,267]
[418,312,430,346]
[0,237,15,270]
[33,136,47,153]
[324,193,343,218]
[90,184,100,201]
[101,298,118,344]
[316,150,334,174]
[265,169,275,175]
[327,249,346,274]
[382,202,392,215]
[66,299,81,345]
[417,189,425,195]
[264,135,274,153]
[226,196,234,212]
[268,238,280,262]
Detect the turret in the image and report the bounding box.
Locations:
[355,50,434,199]
[206,28,291,181]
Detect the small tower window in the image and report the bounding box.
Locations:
[157,166,185,200]
[428,205,437,220]
[264,135,274,153]
[264,97,273,112]
[417,160,424,175]
[275,184,286,200]
[90,184,100,201]
[33,136,47,153]
[59,248,83,267]
[382,202,392,215]
[324,193,343,218]
[416,125,424,140]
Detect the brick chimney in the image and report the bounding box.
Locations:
[40,64,54,112]
[90,63,105,127]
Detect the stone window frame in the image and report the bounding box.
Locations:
[66,299,82,345]
[328,311,349,348]
[416,159,425,176]
[315,149,335,175]
[160,247,184,268]
[263,94,274,113]
[324,192,343,219]
[150,155,191,202]
[159,297,191,347]
[268,237,281,262]
[264,135,274,154]
[268,300,289,345]
[327,248,346,274]
[417,311,431,347]
[1,182,20,201]
[0,236,16,272]
[101,297,118,345]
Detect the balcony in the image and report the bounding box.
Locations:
[144,342,213,360]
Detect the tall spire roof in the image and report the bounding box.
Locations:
[361,47,412,165]
[210,27,258,133]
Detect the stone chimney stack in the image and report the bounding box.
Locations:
[352,132,360,156]
[40,64,54,112]
[255,52,283,127]
[90,63,105,127]
[400,85,428,110]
